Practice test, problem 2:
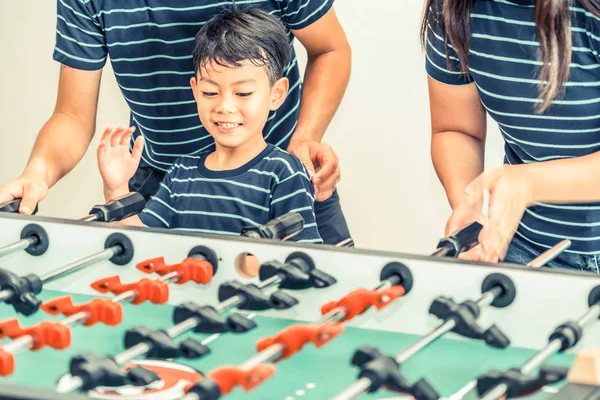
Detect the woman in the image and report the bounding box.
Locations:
[422,0,600,272]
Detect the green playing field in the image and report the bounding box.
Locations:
[0,290,575,400]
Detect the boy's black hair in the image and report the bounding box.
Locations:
[192,6,291,85]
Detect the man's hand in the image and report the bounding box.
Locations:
[97,126,144,200]
[0,173,49,215]
[288,139,340,201]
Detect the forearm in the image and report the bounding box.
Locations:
[115,215,144,226]
[24,112,94,188]
[103,186,130,203]
[291,46,351,143]
[432,131,485,209]
[523,152,600,204]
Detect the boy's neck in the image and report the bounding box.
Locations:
[205,135,268,171]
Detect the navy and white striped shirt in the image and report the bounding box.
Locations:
[138,145,322,243]
[53,0,334,172]
[426,0,600,255]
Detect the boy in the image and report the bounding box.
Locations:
[97,7,321,243]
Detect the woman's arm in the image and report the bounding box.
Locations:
[428,77,488,209]
[521,154,600,204]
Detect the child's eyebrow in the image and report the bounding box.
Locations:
[232,79,256,85]
[199,78,256,86]
[200,78,219,86]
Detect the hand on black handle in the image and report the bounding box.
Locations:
[86,192,146,222]
[241,212,304,240]
[0,199,38,215]
[435,221,483,257]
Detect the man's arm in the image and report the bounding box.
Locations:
[288,7,351,201]
[0,65,102,213]
[291,7,351,145]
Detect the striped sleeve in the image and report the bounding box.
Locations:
[139,170,176,229]
[53,0,107,70]
[278,0,335,30]
[425,0,472,86]
[269,165,322,244]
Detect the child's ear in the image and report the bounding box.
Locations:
[190,76,199,103]
[269,77,289,111]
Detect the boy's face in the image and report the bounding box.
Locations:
[190,60,288,151]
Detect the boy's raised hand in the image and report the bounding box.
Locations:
[97,126,144,199]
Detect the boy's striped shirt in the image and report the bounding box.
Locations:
[139,145,322,243]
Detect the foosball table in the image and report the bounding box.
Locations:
[0,196,598,400]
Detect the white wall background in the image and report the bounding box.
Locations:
[0,1,505,255]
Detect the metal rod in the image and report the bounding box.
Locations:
[0,237,35,258]
[214,296,244,313]
[315,307,348,325]
[112,343,152,367]
[330,378,373,400]
[395,320,456,364]
[394,290,495,365]
[336,238,355,248]
[1,336,35,354]
[79,215,98,222]
[526,239,571,268]
[240,344,284,369]
[0,289,14,303]
[0,246,123,304]
[479,383,509,400]
[166,318,202,338]
[577,303,600,326]
[258,274,284,290]
[447,379,478,400]
[60,312,90,327]
[478,287,499,308]
[375,279,393,291]
[480,304,600,400]
[40,247,120,283]
[56,376,85,393]
[431,248,449,257]
[520,341,563,376]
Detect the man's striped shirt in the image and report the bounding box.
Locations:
[54,0,334,171]
[426,0,600,254]
[138,145,322,243]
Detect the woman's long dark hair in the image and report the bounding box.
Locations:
[420,0,600,113]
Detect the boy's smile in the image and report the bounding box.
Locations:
[213,121,243,135]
